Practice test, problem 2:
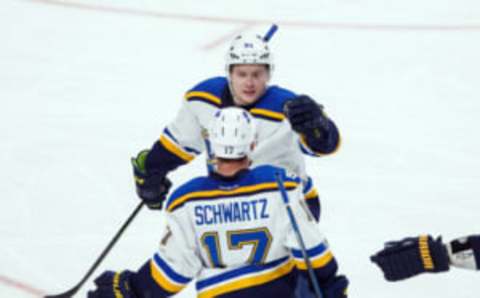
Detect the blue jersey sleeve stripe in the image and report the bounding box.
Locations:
[153,253,191,284]
[163,128,178,143]
[302,177,313,194]
[159,134,196,162]
[299,142,319,156]
[291,242,328,259]
[164,128,201,155]
[150,261,185,293]
[130,260,185,297]
[184,146,201,155]
[298,138,323,157]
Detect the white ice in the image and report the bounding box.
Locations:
[1,0,479,297]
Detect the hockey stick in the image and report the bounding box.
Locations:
[263,24,278,42]
[274,172,323,298]
[44,201,145,298]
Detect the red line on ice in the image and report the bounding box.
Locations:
[0,274,45,297]
[201,23,256,50]
[28,0,480,32]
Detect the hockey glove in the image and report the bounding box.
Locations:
[88,270,137,298]
[284,95,330,139]
[132,150,172,210]
[370,235,450,281]
[446,235,480,271]
[322,275,349,298]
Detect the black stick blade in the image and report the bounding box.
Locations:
[44,286,78,298]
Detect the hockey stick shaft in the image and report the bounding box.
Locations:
[263,24,278,42]
[274,172,323,298]
[44,201,145,298]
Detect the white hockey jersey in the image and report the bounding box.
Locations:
[153,77,340,180]
[129,166,339,298]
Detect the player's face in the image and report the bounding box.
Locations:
[229,64,270,106]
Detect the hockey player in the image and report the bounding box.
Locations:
[89,108,348,298]
[131,31,340,221]
[371,234,480,281]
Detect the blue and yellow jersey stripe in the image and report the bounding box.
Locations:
[242,85,294,122]
[184,76,226,108]
[304,188,319,200]
[185,91,222,107]
[302,176,319,200]
[159,129,197,162]
[150,253,192,294]
[249,108,285,122]
[196,257,294,298]
[166,181,298,212]
[291,242,334,270]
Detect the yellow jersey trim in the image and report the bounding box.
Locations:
[295,251,334,270]
[304,188,319,200]
[198,260,295,298]
[185,91,222,106]
[250,108,285,121]
[167,181,298,212]
[150,260,185,293]
[159,135,195,162]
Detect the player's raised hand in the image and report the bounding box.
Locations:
[284,95,330,138]
[88,271,137,298]
[132,150,172,210]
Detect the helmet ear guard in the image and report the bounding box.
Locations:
[208,107,257,160]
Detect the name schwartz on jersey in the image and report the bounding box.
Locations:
[194,198,269,226]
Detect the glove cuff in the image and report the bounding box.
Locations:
[419,235,450,272]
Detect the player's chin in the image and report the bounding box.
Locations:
[237,93,260,105]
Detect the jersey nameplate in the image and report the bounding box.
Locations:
[194,198,269,226]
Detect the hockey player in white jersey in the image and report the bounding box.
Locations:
[131,28,340,222]
[89,108,348,298]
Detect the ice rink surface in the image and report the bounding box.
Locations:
[1,0,479,297]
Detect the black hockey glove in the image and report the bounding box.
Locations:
[284,95,330,139]
[322,275,349,298]
[132,150,172,210]
[88,271,137,298]
[370,235,450,281]
[447,235,480,271]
